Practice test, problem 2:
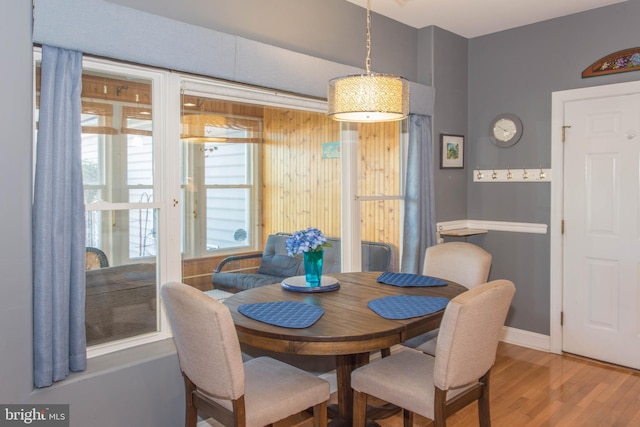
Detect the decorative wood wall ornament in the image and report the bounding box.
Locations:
[582,47,640,78]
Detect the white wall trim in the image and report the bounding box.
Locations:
[473,168,551,182]
[437,219,548,234]
[181,75,328,113]
[436,220,469,232]
[501,326,550,352]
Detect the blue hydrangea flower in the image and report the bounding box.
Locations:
[286,227,331,256]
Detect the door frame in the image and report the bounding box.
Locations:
[550,80,640,354]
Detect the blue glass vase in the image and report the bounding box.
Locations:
[303,249,324,287]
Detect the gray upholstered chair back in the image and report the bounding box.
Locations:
[433,279,515,390]
[161,281,245,400]
[423,242,492,289]
[267,233,392,274]
[257,234,305,276]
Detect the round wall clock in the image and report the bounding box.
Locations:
[489,113,523,147]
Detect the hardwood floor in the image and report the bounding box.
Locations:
[392,342,640,427]
[373,342,640,427]
[202,342,640,427]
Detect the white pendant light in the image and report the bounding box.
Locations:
[328,0,409,122]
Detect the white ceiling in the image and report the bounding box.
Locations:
[345,0,627,38]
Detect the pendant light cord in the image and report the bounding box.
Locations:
[366,0,372,74]
[327,0,408,122]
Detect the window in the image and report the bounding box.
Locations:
[180,95,262,257]
[80,67,161,348]
[35,53,170,353]
[80,82,157,262]
[356,120,407,272]
[34,51,405,356]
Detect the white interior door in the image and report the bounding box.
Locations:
[563,93,640,369]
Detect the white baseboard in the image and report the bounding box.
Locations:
[500,326,550,352]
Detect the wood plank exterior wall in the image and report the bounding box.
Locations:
[262,108,342,239]
[262,108,401,269]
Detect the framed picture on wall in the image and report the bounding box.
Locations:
[440,134,464,169]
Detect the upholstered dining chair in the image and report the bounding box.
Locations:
[403,242,492,355]
[423,242,492,289]
[352,280,515,427]
[161,281,330,427]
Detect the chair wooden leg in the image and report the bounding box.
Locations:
[353,390,368,427]
[403,409,414,427]
[182,374,198,427]
[434,387,447,427]
[232,396,247,427]
[380,347,391,358]
[478,371,491,427]
[313,401,328,427]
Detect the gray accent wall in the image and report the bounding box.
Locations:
[1,0,33,405]
[430,27,469,222]
[3,0,640,424]
[105,0,419,82]
[467,0,640,334]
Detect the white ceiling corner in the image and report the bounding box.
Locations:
[345,0,627,38]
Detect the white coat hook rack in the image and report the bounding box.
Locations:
[473,168,551,182]
[538,167,546,180]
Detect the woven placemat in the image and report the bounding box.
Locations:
[238,301,324,328]
[377,272,447,287]
[368,295,449,320]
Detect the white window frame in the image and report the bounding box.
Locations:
[340,121,408,272]
[76,57,179,358]
[180,115,261,258]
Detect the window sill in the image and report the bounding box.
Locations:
[31,338,177,394]
[87,331,172,359]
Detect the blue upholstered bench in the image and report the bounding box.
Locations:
[211,233,392,293]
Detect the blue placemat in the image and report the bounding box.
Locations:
[238,301,324,328]
[377,272,447,287]
[368,295,449,320]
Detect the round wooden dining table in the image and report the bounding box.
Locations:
[223,271,467,426]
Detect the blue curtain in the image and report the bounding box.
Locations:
[33,46,86,388]
[401,114,436,273]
